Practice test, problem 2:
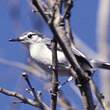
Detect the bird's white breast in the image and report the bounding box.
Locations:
[29,43,52,65]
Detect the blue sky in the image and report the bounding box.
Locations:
[0,0,109,110]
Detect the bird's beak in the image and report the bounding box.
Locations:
[9,37,24,42]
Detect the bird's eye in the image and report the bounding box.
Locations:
[28,34,32,38]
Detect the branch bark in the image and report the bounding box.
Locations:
[51,38,59,110]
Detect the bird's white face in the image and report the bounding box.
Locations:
[9,31,43,45]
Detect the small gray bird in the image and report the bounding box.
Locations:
[9,31,110,76]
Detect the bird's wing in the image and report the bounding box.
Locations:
[72,46,87,58]
[44,38,92,68]
[44,38,88,61]
[42,37,110,71]
[71,46,92,68]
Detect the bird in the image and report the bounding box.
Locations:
[9,31,110,76]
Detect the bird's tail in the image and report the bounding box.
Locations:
[90,59,110,70]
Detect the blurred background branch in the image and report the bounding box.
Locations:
[97,0,110,105]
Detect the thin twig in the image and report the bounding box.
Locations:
[64,0,75,43]
[62,0,73,21]
[32,0,49,22]
[22,72,39,101]
[22,72,50,110]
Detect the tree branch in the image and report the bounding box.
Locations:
[0,87,49,109]
[64,0,75,43]
[51,38,59,110]
[32,0,95,109]
[22,72,50,110]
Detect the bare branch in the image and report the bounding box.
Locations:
[62,0,73,21]
[64,0,75,43]
[22,72,50,110]
[51,38,59,110]
[22,72,39,101]
[0,85,50,110]
[32,0,49,22]
[0,87,41,108]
